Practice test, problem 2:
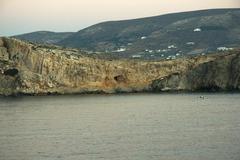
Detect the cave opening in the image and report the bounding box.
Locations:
[114,75,126,83]
[4,68,19,77]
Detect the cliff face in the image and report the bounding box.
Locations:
[0,37,239,96]
[151,53,240,91]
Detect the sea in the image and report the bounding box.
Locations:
[0,93,240,160]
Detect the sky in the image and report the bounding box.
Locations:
[0,0,240,36]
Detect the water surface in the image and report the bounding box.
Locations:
[0,93,240,160]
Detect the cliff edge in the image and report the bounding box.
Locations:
[0,37,239,96]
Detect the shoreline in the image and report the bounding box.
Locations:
[1,89,240,97]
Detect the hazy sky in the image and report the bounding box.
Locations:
[1,0,240,36]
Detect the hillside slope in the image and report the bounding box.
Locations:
[0,37,240,96]
[57,8,240,59]
[13,31,74,44]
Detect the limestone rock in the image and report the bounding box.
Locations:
[151,54,240,91]
[0,37,239,96]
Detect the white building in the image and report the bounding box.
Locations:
[145,49,153,53]
[116,48,126,52]
[194,28,202,32]
[186,42,195,45]
[166,55,176,60]
[217,47,233,51]
[168,45,177,49]
[132,55,142,58]
[171,56,176,59]
[162,49,168,52]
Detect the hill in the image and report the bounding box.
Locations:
[13,9,240,60]
[13,31,74,44]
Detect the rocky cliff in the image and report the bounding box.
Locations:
[0,37,239,96]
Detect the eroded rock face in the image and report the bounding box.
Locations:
[0,37,239,96]
[151,54,240,91]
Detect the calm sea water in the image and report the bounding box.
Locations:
[0,93,240,160]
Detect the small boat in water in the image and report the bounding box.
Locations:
[199,96,205,99]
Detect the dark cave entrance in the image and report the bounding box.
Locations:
[4,68,19,77]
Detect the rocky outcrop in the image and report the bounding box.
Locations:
[151,53,240,91]
[0,37,239,96]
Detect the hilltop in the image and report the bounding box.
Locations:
[13,31,74,44]
[14,8,240,60]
